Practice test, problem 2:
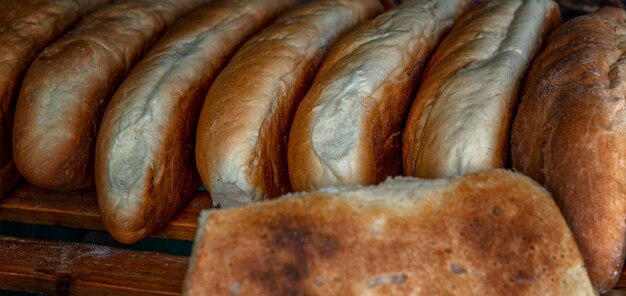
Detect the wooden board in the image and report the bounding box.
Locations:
[0,236,188,295]
[0,183,213,241]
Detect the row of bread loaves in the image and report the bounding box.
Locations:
[8,0,386,244]
[3,0,625,292]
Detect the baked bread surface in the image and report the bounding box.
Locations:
[195,0,383,208]
[288,0,472,192]
[512,6,626,291]
[12,0,206,190]
[96,0,298,243]
[0,0,108,196]
[403,0,560,178]
[185,170,595,295]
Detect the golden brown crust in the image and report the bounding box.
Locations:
[0,0,108,197]
[402,0,560,179]
[12,0,206,190]
[287,0,472,192]
[511,7,626,292]
[185,170,595,295]
[95,0,298,244]
[195,0,383,208]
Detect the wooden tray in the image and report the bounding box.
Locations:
[1,182,626,294]
[0,183,212,240]
[0,182,211,295]
[0,236,188,295]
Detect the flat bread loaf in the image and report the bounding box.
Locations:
[184,170,595,295]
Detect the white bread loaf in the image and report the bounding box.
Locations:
[287,0,472,192]
[12,0,208,190]
[195,0,384,208]
[0,0,109,197]
[403,0,560,178]
[95,0,297,243]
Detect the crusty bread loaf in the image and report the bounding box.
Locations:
[184,170,595,295]
[95,0,298,244]
[402,0,560,179]
[195,0,383,208]
[511,7,626,292]
[287,0,472,192]
[12,0,207,190]
[0,0,108,198]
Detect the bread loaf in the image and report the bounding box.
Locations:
[95,0,298,244]
[195,0,383,208]
[0,0,108,197]
[12,0,207,190]
[402,0,560,179]
[511,7,626,292]
[287,0,472,192]
[184,170,595,295]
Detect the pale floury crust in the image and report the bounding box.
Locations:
[185,170,595,295]
[0,0,109,197]
[288,0,473,192]
[512,7,626,292]
[195,0,384,209]
[12,0,207,190]
[96,0,298,244]
[403,0,560,179]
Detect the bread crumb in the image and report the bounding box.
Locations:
[366,273,407,287]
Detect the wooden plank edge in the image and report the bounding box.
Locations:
[0,183,213,241]
[0,235,189,295]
